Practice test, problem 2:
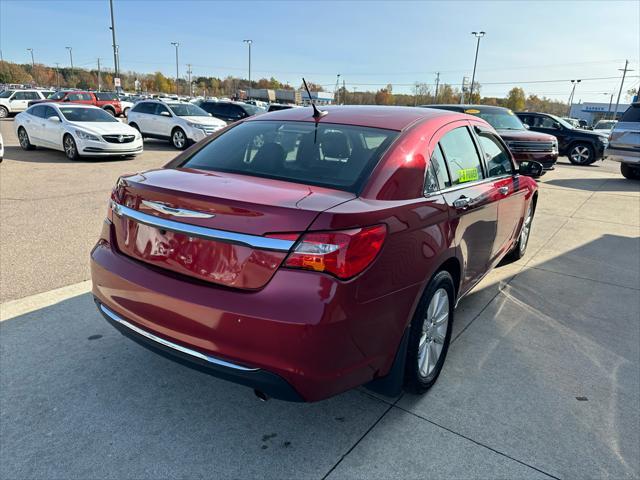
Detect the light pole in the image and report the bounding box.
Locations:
[171,42,180,96]
[469,31,485,101]
[602,92,614,120]
[566,79,581,116]
[26,48,36,84]
[65,46,73,72]
[54,62,60,88]
[109,0,119,79]
[243,39,252,90]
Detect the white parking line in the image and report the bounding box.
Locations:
[0,280,91,322]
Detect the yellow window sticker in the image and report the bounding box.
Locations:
[458,168,479,183]
[506,109,514,115]
[464,109,481,114]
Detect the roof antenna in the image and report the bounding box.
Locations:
[302,78,327,120]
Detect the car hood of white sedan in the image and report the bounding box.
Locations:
[181,116,226,127]
[67,121,139,136]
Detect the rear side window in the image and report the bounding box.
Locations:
[181,121,399,193]
[132,102,155,114]
[439,127,484,185]
[95,92,118,101]
[620,105,640,123]
[30,105,45,118]
[425,145,451,193]
[201,103,226,116]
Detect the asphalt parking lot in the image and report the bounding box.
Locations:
[1,117,639,479]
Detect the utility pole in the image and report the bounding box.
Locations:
[414,82,419,106]
[469,31,485,101]
[613,60,633,120]
[97,58,102,91]
[26,48,36,85]
[243,39,252,90]
[187,64,193,97]
[566,79,581,116]
[109,0,120,80]
[343,79,346,105]
[171,42,180,96]
[335,74,341,104]
[54,62,60,89]
[434,72,440,103]
[460,76,468,104]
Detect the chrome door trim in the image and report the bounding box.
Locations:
[99,303,259,372]
[112,202,295,252]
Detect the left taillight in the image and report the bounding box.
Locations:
[278,224,387,280]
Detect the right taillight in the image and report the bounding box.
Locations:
[282,224,387,279]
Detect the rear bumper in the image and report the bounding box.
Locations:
[512,151,558,170]
[90,228,416,401]
[605,147,640,165]
[96,300,303,401]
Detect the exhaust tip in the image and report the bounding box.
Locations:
[254,389,269,402]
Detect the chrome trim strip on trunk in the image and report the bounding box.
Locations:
[98,303,259,372]
[112,202,295,252]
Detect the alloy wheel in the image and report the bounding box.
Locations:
[520,204,533,253]
[173,130,186,149]
[418,288,450,378]
[18,129,29,149]
[570,145,591,164]
[0,107,8,118]
[64,136,76,159]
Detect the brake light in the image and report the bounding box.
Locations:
[282,225,387,279]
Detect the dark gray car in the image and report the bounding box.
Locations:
[605,103,640,179]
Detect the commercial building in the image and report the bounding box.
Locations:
[569,101,631,125]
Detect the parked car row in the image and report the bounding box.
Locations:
[0,89,53,118]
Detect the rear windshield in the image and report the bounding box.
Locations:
[59,107,119,122]
[180,121,399,193]
[620,105,640,123]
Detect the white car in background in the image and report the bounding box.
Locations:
[127,100,226,149]
[0,132,4,162]
[0,89,53,118]
[593,119,618,135]
[15,103,143,160]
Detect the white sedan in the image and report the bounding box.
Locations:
[15,103,143,160]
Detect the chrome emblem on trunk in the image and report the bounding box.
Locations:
[141,200,215,219]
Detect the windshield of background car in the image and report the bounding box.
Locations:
[48,91,67,100]
[467,109,525,130]
[59,107,119,122]
[549,114,575,129]
[181,121,399,193]
[241,103,262,115]
[0,90,14,98]
[595,120,616,129]
[167,103,209,116]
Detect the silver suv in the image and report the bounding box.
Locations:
[606,103,640,179]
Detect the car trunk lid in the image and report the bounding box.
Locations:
[111,168,354,289]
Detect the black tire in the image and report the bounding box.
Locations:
[568,142,595,165]
[103,107,116,117]
[63,134,80,161]
[171,127,188,150]
[17,127,35,150]
[503,200,535,264]
[620,163,640,180]
[123,107,130,118]
[404,270,455,394]
[0,106,8,119]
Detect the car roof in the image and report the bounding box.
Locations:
[247,105,466,131]
[427,104,513,113]
[38,102,100,109]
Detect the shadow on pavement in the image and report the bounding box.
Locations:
[545,177,639,193]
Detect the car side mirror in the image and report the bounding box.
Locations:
[160,111,171,117]
[523,123,530,130]
[552,122,561,130]
[519,161,544,179]
[48,116,61,123]
[208,113,212,116]
[63,98,70,102]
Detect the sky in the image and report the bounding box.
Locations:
[1,0,639,102]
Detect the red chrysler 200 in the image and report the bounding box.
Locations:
[91,106,542,402]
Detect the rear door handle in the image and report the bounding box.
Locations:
[453,196,471,210]
[498,186,509,195]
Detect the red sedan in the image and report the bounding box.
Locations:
[91,106,542,402]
